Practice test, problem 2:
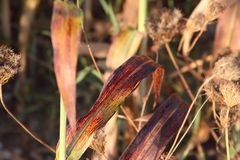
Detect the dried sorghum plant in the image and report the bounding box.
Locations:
[0,46,21,85]
[204,51,240,160]
[147,8,185,50]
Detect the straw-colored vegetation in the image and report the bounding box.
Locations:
[0,0,239,160]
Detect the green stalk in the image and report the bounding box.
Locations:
[138,0,147,32]
[99,0,119,34]
[58,97,67,160]
[138,0,148,55]
[138,0,148,100]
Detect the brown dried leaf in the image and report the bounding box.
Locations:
[213,1,240,54]
[120,94,189,160]
[152,66,164,108]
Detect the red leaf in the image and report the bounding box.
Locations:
[152,66,165,108]
[120,94,189,160]
[51,0,81,131]
[56,55,164,159]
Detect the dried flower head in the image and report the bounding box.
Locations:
[187,13,205,32]
[207,1,226,20]
[205,52,240,108]
[0,46,21,85]
[213,53,240,82]
[186,1,227,33]
[147,8,185,50]
[205,51,240,136]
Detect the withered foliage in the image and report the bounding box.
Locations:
[207,1,226,20]
[205,52,240,108]
[205,51,240,128]
[51,0,82,132]
[56,55,164,160]
[120,94,188,160]
[0,46,21,85]
[187,1,227,32]
[147,9,185,50]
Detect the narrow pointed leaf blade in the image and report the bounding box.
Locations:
[152,66,164,108]
[55,55,163,159]
[51,0,81,131]
[120,94,189,160]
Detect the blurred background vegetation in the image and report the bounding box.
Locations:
[0,0,239,159]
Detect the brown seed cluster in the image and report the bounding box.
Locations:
[207,1,226,21]
[187,13,206,32]
[205,51,240,129]
[91,129,106,155]
[0,46,21,85]
[147,8,185,50]
[205,52,240,108]
[185,1,227,35]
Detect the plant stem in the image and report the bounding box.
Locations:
[0,85,55,153]
[120,106,139,132]
[81,26,105,82]
[165,43,194,101]
[138,0,147,32]
[58,97,67,160]
[225,108,230,160]
[138,0,148,120]
[168,98,209,159]
[99,0,119,34]
[166,75,215,159]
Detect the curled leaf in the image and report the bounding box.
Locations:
[56,55,164,159]
[51,0,82,131]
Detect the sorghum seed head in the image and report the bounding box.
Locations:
[0,46,21,85]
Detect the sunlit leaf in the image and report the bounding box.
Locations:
[106,29,144,69]
[120,94,189,160]
[213,1,240,54]
[56,55,164,159]
[51,0,82,131]
[152,66,164,108]
[121,0,139,28]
